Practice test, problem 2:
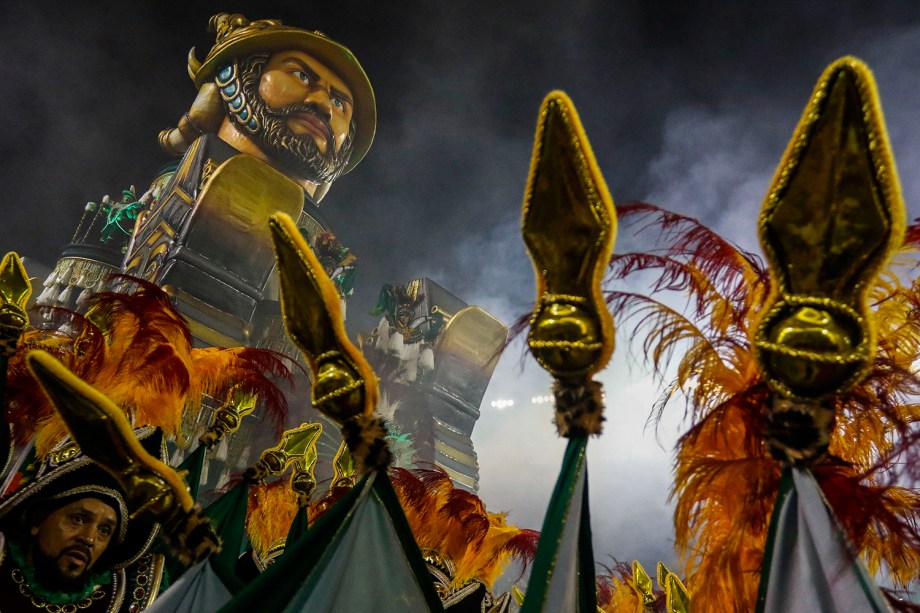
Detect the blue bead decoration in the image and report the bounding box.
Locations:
[239,108,249,120]
[218,65,233,81]
[249,119,258,130]
[230,96,243,110]
[224,82,238,96]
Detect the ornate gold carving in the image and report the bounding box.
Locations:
[245,422,323,483]
[199,158,218,191]
[0,253,31,354]
[48,441,80,466]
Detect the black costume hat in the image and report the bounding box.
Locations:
[0,427,164,569]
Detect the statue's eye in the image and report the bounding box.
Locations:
[331,96,345,111]
[294,71,311,85]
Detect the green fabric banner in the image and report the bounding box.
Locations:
[219,471,443,612]
[521,436,595,613]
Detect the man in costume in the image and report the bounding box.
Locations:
[0,430,168,612]
[21,496,118,593]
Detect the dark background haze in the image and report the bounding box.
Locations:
[4,0,920,584]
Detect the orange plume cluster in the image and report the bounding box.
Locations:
[607,203,920,611]
[5,277,291,456]
[389,467,539,590]
[596,561,656,613]
[238,465,540,593]
[246,480,302,559]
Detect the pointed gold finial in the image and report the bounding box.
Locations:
[753,57,905,463]
[0,252,32,342]
[656,562,672,591]
[198,387,258,449]
[245,422,323,483]
[755,57,904,402]
[522,91,616,381]
[664,573,691,613]
[521,91,617,437]
[0,253,31,312]
[330,438,357,489]
[270,213,378,422]
[632,560,656,607]
[290,442,320,506]
[271,212,391,474]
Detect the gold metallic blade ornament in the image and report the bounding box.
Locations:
[270,212,379,422]
[26,350,218,564]
[522,91,616,381]
[656,562,672,592]
[199,387,258,449]
[271,213,390,474]
[245,422,323,483]
[331,438,357,489]
[755,57,905,402]
[632,560,656,607]
[664,574,691,613]
[290,442,319,506]
[0,252,32,338]
[512,586,526,607]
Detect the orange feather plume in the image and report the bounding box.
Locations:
[5,277,291,456]
[246,480,301,559]
[596,561,660,613]
[389,467,539,589]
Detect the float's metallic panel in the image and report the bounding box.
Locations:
[431,306,507,410]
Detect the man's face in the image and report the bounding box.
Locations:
[29,498,117,588]
[232,50,356,184]
[258,51,355,155]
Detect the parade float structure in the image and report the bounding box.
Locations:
[28,13,505,497]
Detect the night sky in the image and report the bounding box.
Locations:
[4,0,920,583]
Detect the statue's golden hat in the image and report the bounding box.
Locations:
[189,13,376,173]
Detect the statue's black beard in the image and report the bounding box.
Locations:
[232,54,355,185]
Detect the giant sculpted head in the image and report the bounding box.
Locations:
[163,13,376,198]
